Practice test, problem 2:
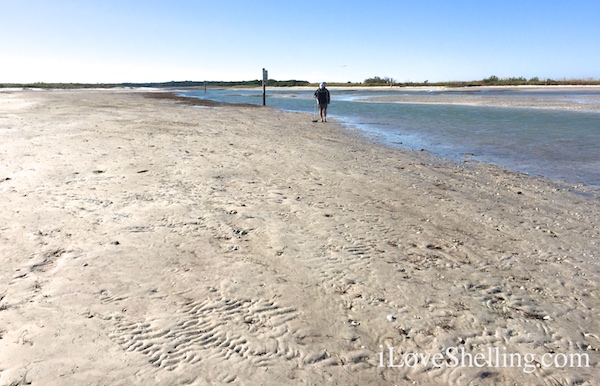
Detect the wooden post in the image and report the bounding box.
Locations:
[204,81,207,93]
[262,68,268,106]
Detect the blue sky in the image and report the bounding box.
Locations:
[1,0,599,83]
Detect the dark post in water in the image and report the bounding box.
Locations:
[262,68,268,106]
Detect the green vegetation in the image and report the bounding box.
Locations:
[356,75,600,87]
[363,76,395,85]
[0,79,310,89]
[2,76,599,89]
[0,82,117,89]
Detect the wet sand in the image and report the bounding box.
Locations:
[0,89,598,385]
[338,85,600,111]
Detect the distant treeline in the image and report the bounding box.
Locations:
[0,79,311,89]
[2,76,599,89]
[360,75,600,87]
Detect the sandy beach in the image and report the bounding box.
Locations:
[1,89,598,385]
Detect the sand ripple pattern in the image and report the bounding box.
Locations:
[106,294,303,378]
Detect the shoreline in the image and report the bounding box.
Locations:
[172,85,600,113]
[203,84,600,92]
[1,90,598,385]
[6,84,600,112]
[286,84,600,90]
[250,85,600,112]
[173,90,600,189]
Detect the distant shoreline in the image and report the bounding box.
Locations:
[176,85,600,112]
[2,79,600,90]
[242,84,600,93]
[4,84,600,93]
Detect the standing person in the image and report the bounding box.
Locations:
[313,82,330,122]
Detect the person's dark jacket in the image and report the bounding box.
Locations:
[314,88,330,105]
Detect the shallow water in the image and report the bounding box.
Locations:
[180,88,600,189]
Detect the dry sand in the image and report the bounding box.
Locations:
[0,89,599,385]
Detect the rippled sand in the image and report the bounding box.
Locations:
[1,89,598,385]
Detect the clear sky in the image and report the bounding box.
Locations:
[2,0,599,84]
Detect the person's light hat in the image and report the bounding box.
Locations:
[320,82,326,89]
